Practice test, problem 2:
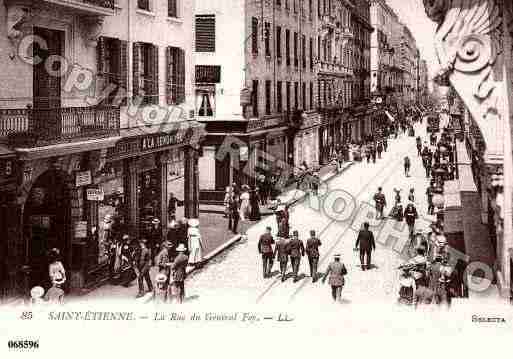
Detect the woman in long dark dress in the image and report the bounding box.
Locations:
[249,187,261,221]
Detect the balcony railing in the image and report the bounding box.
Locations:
[0,106,120,147]
[39,0,115,15]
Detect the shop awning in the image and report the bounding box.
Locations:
[384,110,395,122]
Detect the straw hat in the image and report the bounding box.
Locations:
[152,218,160,225]
[176,244,187,252]
[155,273,167,283]
[30,286,45,299]
[188,218,200,227]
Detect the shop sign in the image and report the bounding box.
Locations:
[75,171,92,187]
[240,146,249,161]
[74,221,88,239]
[141,131,186,151]
[86,188,105,201]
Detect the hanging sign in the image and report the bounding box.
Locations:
[75,170,92,187]
[86,188,105,201]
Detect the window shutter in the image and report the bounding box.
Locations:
[178,48,186,104]
[166,46,173,105]
[195,15,216,52]
[118,40,128,106]
[132,42,141,102]
[151,45,159,105]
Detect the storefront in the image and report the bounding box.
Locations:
[294,111,321,169]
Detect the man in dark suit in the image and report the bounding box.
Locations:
[258,227,275,278]
[228,197,239,234]
[355,222,376,271]
[274,235,290,282]
[288,230,305,282]
[170,244,189,304]
[305,230,321,282]
[323,254,347,302]
[135,239,153,298]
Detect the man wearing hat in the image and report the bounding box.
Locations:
[274,235,290,282]
[288,230,305,282]
[322,254,347,303]
[170,244,189,304]
[355,222,376,271]
[305,230,322,282]
[404,201,418,238]
[135,239,153,298]
[258,227,275,278]
[148,218,162,265]
[373,187,387,220]
[156,240,171,287]
[154,273,168,304]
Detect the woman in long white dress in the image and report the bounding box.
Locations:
[187,219,204,266]
[239,185,251,221]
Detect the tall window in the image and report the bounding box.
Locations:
[302,35,306,69]
[285,29,291,66]
[302,82,306,110]
[252,80,259,117]
[293,32,298,67]
[309,37,314,70]
[138,0,149,11]
[264,22,271,57]
[286,81,291,112]
[277,81,283,112]
[195,15,216,52]
[309,0,313,17]
[265,80,272,115]
[133,42,158,105]
[168,0,178,17]
[251,17,258,55]
[166,47,186,105]
[276,26,282,59]
[309,82,314,109]
[294,82,299,109]
[317,36,321,62]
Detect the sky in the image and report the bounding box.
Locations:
[385,0,438,79]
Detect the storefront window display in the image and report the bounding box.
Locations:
[97,161,125,265]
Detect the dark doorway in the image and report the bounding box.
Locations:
[33,27,64,138]
[215,151,231,191]
[23,170,71,289]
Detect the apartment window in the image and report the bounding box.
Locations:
[168,0,178,17]
[294,82,299,109]
[286,29,291,66]
[302,82,306,110]
[252,80,259,117]
[309,0,313,17]
[286,81,291,112]
[302,35,306,68]
[138,0,150,11]
[293,32,298,67]
[317,80,321,107]
[276,26,282,59]
[265,80,272,115]
[264,22,271,57]
[277,81,283,112]
[309,37,313,70]
[195,15,216,52]
[323,81,327,105]
[293,0,297,13]
[309,82,314,109]
[97,37,129,105]
[166,47,186,105]
[251,17,258,55]
[133,42,158,105]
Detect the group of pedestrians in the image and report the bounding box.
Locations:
[225,182,262,234]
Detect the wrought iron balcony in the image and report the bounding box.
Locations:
[40,0,115,15]
[0,106,120,148]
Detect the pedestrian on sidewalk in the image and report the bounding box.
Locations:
[404,156,411,177]
[177,218,190,253]
[135,239,153,298]
[416,136,422,156]
[169,244,188,304]
[153,273,168,304]
[289,230,305,282]
[322,254,347,303]
[148,218,161,265]
[156,240,171,289]
[239,185,251,221]
[426,181,435,215]
[249,187,262,221]
[187,219,204,267]
[377,141,383,159]
[223,187,232,218]
[258,227,275,278]
[228,196,240,234]
[371,143,377,163]
[404,201,419,238]
[355,222,376,271]
[306,230,322,282]
[373,187,387,220]
[408,188,415,203]
[274,235,290,282]
[383,137,388,152]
